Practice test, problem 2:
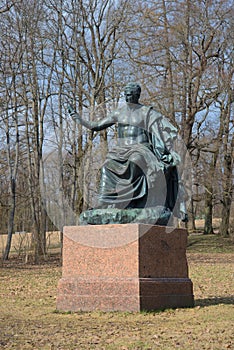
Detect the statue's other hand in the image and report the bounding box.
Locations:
[67,103,82,124]
[67,103,76,116]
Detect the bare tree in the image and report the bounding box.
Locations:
[217,64,234,236]
[4,0,58,261]
[0,6,22,259]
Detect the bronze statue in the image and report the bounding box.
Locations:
[68,83,187,225]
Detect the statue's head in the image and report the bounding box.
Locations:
[124,82,141,104]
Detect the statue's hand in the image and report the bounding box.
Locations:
[67,103,76,116]
[67,103,81,124]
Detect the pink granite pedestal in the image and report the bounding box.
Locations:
[57,224,194,312]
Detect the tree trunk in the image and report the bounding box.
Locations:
[219,203,231,237]
[3,97,19,260]
[218,86,233,236]
[3,179,16,260]
[190,196,196,231]
[219,152,233,237]
[204,185,214,235]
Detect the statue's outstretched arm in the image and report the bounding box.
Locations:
[68,104,116,131]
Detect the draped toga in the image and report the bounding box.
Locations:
[97,104,184,217]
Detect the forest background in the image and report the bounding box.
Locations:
[0,0,233,262]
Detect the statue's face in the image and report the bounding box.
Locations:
[124,85,140,104]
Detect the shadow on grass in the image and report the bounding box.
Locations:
[187,234,234,253]
[195,296,234,307]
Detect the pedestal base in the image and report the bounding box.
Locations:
[57,224,194,312]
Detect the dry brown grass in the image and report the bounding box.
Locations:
[0,249,233,349]
[188,218,222,232]
[0,231,61,257]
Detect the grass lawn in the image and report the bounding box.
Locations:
[0,234,233,349]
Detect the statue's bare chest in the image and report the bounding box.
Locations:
[117,105,147,129]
